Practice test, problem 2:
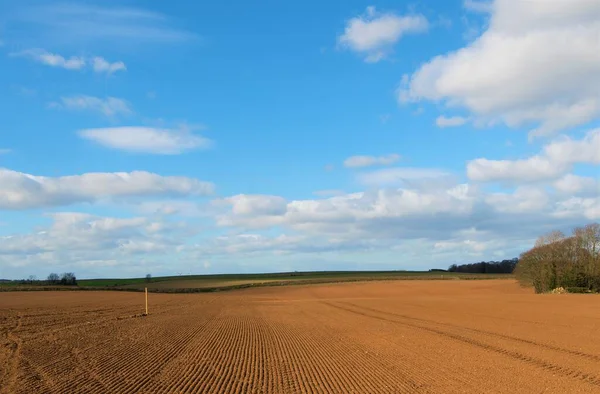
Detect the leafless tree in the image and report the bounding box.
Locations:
[60,272,77,286]
[516,223,600,293]
[47,273,60,284]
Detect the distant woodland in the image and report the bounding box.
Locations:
[447,258,518,274]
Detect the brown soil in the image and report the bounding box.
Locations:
[1,280,599,393]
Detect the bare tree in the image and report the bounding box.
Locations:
[516,223,600,293]
[535,230,565,247]
[47,273,60,284]
[573,223,600,289]
[60,272,77,286]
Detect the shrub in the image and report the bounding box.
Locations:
[549,287,567,294]
[565,287,590,294]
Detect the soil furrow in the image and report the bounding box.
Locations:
[350,302,600,362]
[331,301,600,389]
[2,280,598,393]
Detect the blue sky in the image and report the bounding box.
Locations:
[1,0,599,279]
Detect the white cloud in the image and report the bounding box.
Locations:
[357,167,451,186]
[3,179,598,276]
[436,115,468,128]
[400,0,600,138]
[92,57,126,74]
[10,48,85,70]
[543,129,600,164]
[209,181,598,259]
[135,201,206,217]
[338,6,428,62]
[195,233,379,256]
[11,4,195,46]
[216,184,477,232]
[78,126,212,154]
[554,197,600,221]
[434,236,494,254]
[468,156,564,183]
[0,168,214,210]
[553,174,600,196]
[10,50,127,75]
[50,95,132,117]
[467,128,600,183]
[189,232,528,269]
[0,212,188,277]
[344,153,401,168]
[225,194,287,216]
[0,149,11,155]
[215,195,287,228]
[463,0,493,13]
[485,186,551,214]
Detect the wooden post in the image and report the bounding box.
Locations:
[145,287,148,316]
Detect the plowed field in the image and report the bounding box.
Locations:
[1,280,599,393]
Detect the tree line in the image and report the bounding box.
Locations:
[13,272,77,286]
[447,258,518,274]
[515,223,600,293]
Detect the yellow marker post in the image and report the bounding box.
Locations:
[145,287,148,316]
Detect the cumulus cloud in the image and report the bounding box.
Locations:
[208,181,599,259]
[467,128,600,182]
[225,194,288,216]
[215,195,288,228]
[0,168,214,210]
[50,95,132,117]
[400,0,600,138]
[554,197,600,221]
[436,116,468,128]
[78,126,212,154]
[216,185,477,232]
[485,186,551,214]
[203,130,599,258]
[543,129,600,164]
[0,212,190,278]
[338,6,428,62]
[92,57,126,74]
[4,180,599,275]
[10,48,85,70]
[553,174,600,196]
[343,153,400,168]
[0,213,144,255]
[467,156,564,183]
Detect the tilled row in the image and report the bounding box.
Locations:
[3,281,600,394]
